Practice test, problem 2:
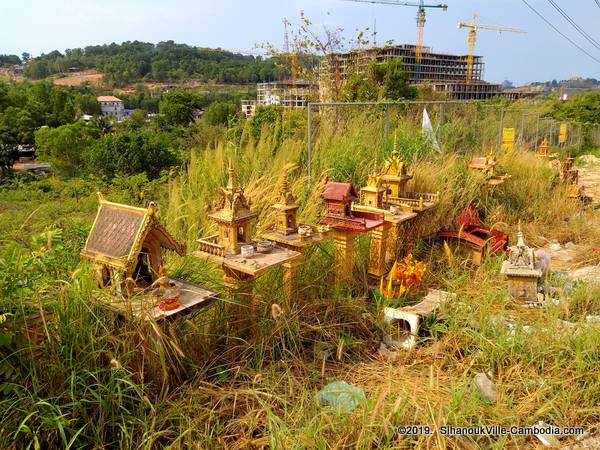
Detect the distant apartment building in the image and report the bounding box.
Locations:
[241,81,314,117]
[97,96,125,121]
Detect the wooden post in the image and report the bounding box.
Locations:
[368,221,390,278]
[331,229,356,285]
[223,266,255,334]
[388,222,404,263]
[282,255,302,301]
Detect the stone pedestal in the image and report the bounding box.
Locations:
[331,229,357,285]
[368,222,391,278]
[501,265,541,303]
[500,229,543,304]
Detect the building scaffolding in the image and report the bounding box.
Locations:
[321,44,501,100]
[241,81,315,117]
[324,44,484,83]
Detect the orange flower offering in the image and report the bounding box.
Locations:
[379,254,427,300]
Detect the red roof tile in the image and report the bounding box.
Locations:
[322,181,358,202]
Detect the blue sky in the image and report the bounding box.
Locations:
[2,0,600,85]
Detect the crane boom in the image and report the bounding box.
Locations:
[457,15,526,83]
[458,23,526,34]
[343,0,448,82]
[343,0,447,8]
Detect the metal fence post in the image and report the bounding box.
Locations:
[498,107,505,150]
[384,104,390,144]
[307,104,312,182]
[518,112,525,147]
[438,102,444,143]
[534,113,540,148]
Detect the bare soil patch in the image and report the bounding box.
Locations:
[53,70,104,87]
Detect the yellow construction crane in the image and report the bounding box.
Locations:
[343,0,448,81]
[457,15,526,83]
[283,18,298,86]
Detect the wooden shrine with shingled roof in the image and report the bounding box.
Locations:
[81,193,219,320]
[81,193,186,289]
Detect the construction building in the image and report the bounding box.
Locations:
[241,81,314,117]
[321,44,503,101]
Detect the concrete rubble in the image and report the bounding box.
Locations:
[383,289,455,350]
[540,241,600,284]
[473,372,497,403]
[577,154,600,203]
[563,433,600,450]
[534,421,561,447]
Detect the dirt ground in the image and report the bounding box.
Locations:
[540,154,600,282]
[52,70,104,87]
[49,70,252,95]
[578,154,600,202]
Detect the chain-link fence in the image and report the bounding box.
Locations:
[306,100,600,180]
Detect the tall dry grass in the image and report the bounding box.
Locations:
[2,105,599,449]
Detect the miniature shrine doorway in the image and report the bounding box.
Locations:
[133,239,162,287]
[237,226,248,245]
[96,266,111,288]
[134,249,153,286]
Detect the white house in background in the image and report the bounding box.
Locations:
[97,96,125,121]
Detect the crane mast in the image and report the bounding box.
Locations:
[457,15,526,83]
[282,18,298,86]
[343,0,447,82]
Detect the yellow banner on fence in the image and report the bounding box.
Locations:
[502,127,515,150]
[559,123,568,144]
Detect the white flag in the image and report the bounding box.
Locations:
[422,108,441,152]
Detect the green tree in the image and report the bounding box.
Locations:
[204,102,237,126]
[86,130,179,179]
[554,92,600,123]
[159,90,201,127]
[341,58,416,102]
[370,58,417,101]
[124,109,148,130]
[24,60,49,79]
[0,107,37,144]
[342,72,377,102]
[35,120,96,176]
[0,130,18,177]
[90,115,114,135]
[73,93,101,116]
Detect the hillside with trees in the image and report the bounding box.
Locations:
[0,55,22,67]
[23,41,289,87]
